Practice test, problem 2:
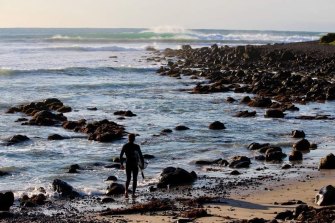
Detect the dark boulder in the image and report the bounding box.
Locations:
[293,139,310,151]
[161,129,173,133]
[114,110,137,117]
[48,134,67,140]
[175,125,190,131]
[68,164,80,173]
[292,130,305,138]
[264,109,285,118]
[0,191,14,211]
[319,153,335,169]
[57,106,72,113]
[230,170,241,175]
[143,154,155,159]
[195,158,228,166]
[209,121,226,130]
[6,134,30,146]
[20,194,46,207]
[106,176,118,181]
[226,97,236,103]
[229,156,251,168]
[0,171,9,176]
[266,151,286,162]
[255,155,266,161]
[240,96,252,103]
[52,179,79,198]
[315,185,335,206]
[157,167,197,188]
[289,150,303,161]
[275,210,293,220]
[248,142,269,151]
[235,110,256,117]
[87,107,98,111]
[248,97,272,108]
[281,164,291,169]
[106,183,125,196]
[320,33,335,44]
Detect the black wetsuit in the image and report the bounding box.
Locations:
[120,142,144,194]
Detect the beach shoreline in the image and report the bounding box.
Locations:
[1,39,335,222]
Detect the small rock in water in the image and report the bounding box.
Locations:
[209,121,226,130]
[291,130,305,138]
[175,125,190,131]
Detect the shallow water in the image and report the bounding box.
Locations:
[0,28,334,200]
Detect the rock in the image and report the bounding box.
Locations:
[293,139,310,151]
[235,110,256,117]
[294,204,309,218]
[319,153,335,169]
[87,107,98,111]
[175,125,190,131]
[240,96,252,103]
[101,197,115,203]
[57,106,72,113]
[289,150,303,161]
[20,194,46,207]
[264,109,285,118]
[68,164,80,173]
[255,155,266,161]
[195,158,228,165]
[143,154,155,159]
[106,176,117,181]
[157,167,197,188]
[320,33,335,43]
[0,191,14,211]
[6,134,30,146]
[248,142,269,151]
[248,97,272,108]
[292,130,305,138]
[15,118,28,122]
[266,151,286,162]
[209,121,226,130]
[281,164,291,169]
[48,134,67,140]
[226,97,236,103]
[161,129,173,133]
[44,98,62,105]
[114,110,136,117]
[315,185,335,206]
[106,183,125,195]
[230,170,241,175]
[52,179,79,198]
[229,156,251,168]
[247,218,267,223]
[0,171,9,176]
[104,163,121,169]
[275,210,293,220]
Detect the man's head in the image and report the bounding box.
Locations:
[128,133,136,143]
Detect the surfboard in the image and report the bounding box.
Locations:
[135,151,148,179]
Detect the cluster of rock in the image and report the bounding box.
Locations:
[158,42,335,105]
[6,98,126,143]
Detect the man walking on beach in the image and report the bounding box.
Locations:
[120,133,144,198]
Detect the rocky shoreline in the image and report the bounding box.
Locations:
[1,40,335,222]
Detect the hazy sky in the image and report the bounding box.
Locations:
[0,0,334,32]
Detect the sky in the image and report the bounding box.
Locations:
[0,0,334,32]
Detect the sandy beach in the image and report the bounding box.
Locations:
[95,169,335,222]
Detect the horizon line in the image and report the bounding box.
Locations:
[0,26,328,33]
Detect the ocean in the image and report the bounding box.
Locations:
[0,28,334,200]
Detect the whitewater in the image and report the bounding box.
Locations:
[1,27,334,202]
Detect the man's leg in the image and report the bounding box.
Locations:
[125,165,132,198]
[132,167,139,197]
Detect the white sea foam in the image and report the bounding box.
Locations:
[143,25,187,34]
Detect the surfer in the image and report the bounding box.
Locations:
[120,133,144,198]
